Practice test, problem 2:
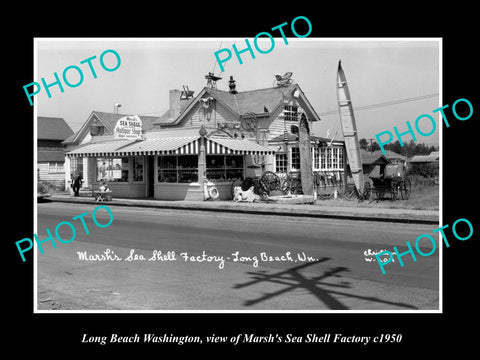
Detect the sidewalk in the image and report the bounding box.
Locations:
[46,194,439,224]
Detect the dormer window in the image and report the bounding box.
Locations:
[284,105,298,122]
[90,125,104,135]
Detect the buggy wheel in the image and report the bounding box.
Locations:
[362,181,371,200]
[260,171,280,192]
[280,179,290,194]
[400,178,412,200]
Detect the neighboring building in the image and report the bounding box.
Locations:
[66,75,345,200]
[360,149,390,178]
[408,151,439,165]
[380,150,406,165]
[63,111,159,190]
[37,117,74,190]
[408,151,439,177]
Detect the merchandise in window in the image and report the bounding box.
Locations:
[96,158,128,182]
[157,155,199,183]
[206,155,244,182]
[178,155,198,183]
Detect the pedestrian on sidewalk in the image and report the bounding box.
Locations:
[72,172,83,196]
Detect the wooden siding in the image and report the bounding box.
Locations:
[182,101,238,129]
[263,105,288,140]
[38,162,65,182]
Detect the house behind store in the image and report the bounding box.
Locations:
[37,117,74,190]
[65,75,347,200]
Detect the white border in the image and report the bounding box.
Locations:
[34,37,442,314]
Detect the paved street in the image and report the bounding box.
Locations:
[36,202,439,311]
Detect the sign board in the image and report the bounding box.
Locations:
[113,115,142,140]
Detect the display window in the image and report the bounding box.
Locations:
[96,157,129,182]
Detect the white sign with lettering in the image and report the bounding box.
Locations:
[114,115,142,140]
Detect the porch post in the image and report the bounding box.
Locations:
[198,126,207,200]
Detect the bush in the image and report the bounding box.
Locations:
[407,163,438,178]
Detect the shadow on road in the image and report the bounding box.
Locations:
[234,258,417,310]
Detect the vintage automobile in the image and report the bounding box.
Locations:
[37,181,51,199]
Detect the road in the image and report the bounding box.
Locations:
[36,202,439,311]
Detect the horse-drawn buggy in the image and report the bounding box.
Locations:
[363,163,411,202]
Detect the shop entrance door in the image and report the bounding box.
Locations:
[147,156,154,197]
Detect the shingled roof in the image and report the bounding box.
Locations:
[38,117,74,141]
[159,84,321,128]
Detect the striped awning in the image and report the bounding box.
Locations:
[66,141,131,157]
[67,136,274,157]
[115,136,200,156]
[206,138,274,155]
[66,137,201,157]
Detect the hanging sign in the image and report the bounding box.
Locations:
[113,115,142,140]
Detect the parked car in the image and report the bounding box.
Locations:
[37,182,51,199]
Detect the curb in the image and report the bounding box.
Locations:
[45,195,439,225]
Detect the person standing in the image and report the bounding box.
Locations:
[72,172,83,196]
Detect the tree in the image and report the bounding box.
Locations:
[369,141,380,152]
[359,138,368,151]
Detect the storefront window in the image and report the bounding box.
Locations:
[312,148,320,170]
[332,148,338,169]
[206,155,243,182]
[326,148,332,169]
[97,157,128,182]
[158,156,177,183]
[178,155,198,183]
[133,157,144,182]
[339,147,344,169]
[320,148,326,170]
[291,147,300,171]
[157,155,198,183]
[275,153,287,173]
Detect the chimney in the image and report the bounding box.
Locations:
[169,89,182,120]
[228,76,238,94]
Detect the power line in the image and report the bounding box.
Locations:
[318,93,439,116]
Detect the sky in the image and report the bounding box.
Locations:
[36,38,440,146]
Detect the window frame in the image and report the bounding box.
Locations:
[284,105,299,122]
[48,161,64,173]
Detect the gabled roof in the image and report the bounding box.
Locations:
[367,150,406,161]
[409,152,440,163]
[160,84,321,128]
[38,149,67,162]
[360,149,390,165]
[38,117,74,141]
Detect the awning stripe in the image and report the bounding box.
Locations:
[205,138,275,155]
[67,136,275,157]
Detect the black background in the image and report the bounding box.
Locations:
[6,4,477,355]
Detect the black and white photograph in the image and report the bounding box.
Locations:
[7,7,478,355]
[34,38,440,312]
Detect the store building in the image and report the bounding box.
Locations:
[66,75,346,200]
